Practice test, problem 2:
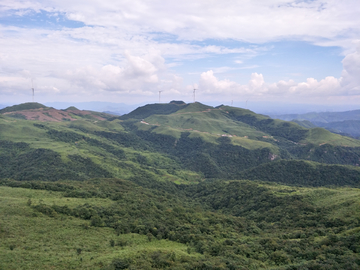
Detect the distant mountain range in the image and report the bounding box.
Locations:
[271,109,360,138]
[270,109,360,123]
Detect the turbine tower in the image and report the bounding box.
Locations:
[31,79,35,102]
[193,89,197,103]
[159,90,162,103]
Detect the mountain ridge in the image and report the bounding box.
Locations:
[1,101,360,185]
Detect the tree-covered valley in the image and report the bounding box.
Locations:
[0,102,359,269]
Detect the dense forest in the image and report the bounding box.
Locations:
[1,178,360,269]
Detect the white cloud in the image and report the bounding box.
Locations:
[248,73,265,91]
[341,45,360,94]
[61,51,172,93]
[196,48,360,102]
[197,70,344,100]
[199,70,241,94]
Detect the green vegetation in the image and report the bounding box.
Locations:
[303,127,359,147]
[175,102,213,113]
[0,185,192,269]
[143,109,267,140]
[1,179,359,269]
[1,102,360,268]
[240,160,360,187]
[2,101,360,182]
[292,119,317,129]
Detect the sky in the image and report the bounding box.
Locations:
[1,0,360,113]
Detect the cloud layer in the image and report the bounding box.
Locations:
[0,0,360,105]
[198,45,360,103]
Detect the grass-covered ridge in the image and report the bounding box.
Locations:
[222,105,360,147]
[134,103,360,150]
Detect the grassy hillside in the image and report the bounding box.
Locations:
[222,105,360,147]
[138,106,275,152]
[292,119,317,128]
[0,184,194,269]
[143,109,265,138]
[303,127,360,147]
[175,102,213,113]
[0,116,201,184]
[131,103,360,171]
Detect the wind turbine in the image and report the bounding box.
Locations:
[159,90,162,103]
[31,79,35,102]
[193,89,197,103]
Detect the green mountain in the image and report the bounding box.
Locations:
[1,102,360,269]
[120,102,360,180]
[2,101,360,184]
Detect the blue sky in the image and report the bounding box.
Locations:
[1,0,360,113]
